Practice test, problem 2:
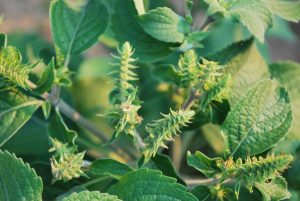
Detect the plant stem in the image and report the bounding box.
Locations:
[81,176,110,188]
[26,80,137,160]
[185,177,234,187]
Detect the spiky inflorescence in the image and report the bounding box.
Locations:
[143,109,195,162]
[49,138,86,183]
[50,151,86,183]
[217,154,293,191]
[105,89,142,140]
[0,46,31,89]
[178,49,198,88]
[110,42,138,104]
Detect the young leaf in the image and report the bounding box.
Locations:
[143,109,195,162]
[138,7,185,43]
[187,151,222,178]
[35,58,55,94]
[89,158,133,179]
[209,39,269,105]
[0,150,43,201]
[221,80,292,158]
[269,61,300,140]
[50,0,108,55]
[0,90,40,146]
[108,169,198,201]
[265,0,300,22]
[61,191,121,201]
[255,176,291,201]
[111,0,172,62]
[0,33,7,49]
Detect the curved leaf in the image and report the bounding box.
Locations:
[138,7,185,43]
[0,90,40,146]
[109,169,198,201]
[269,61,300,140]
[0,150,43,201]
[111,0,172,62]
[221,80,292,158]
[50,0,108,55]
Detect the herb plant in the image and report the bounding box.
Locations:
[0,0,300,200]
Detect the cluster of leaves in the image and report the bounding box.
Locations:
[0,0,300,201]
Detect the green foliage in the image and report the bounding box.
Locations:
[0,150,43,201]
[0,0,299,200]
[50,0,108,56]
[143,109,195,162]
[89,158,133,179]
[269,61,300,140]
[138,7,186,43]
[0,89,40,146]
[61,191,121,201]
[108,169,198,201]
[221,80,292,158]
[203,0,300,42]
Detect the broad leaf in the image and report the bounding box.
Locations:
[111,0,172,62]
[0,150,43,201]
[209,39,269,105]
[187,151,222,178]
[138,7,185,43]
[61,191,121,201]
[35,58,55,94]
[50,0,108,55]
[0,90,40,146]
[0,33,7,49]
[265,0,300,22]
[255,176,291,201]
[269,61,300,139]
[146,153,186,185]
[221,80,292,158]
[89,158,133,179]
[109,169,198,201]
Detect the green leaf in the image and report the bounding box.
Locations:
[221,80,292,158]
[191,185,211,201]
[111,0,172,62]
[138,7,185,43]
[149,153,186,185]
[109,169,198,201]
[0,90,40,146]
[48,110,77,146]
[255,176,291,201]
[269,61,300,140]
[50,0,108,55]
[0,33,7,49]
[265,0,300,22]
[225,0,272,42]
[209,39,269,105]
[61,191,121,201]
[187,151,222,178]
[0,150,43,201]
[35,58,55,94]
[89,158,133,179]
[203,0,226,16]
